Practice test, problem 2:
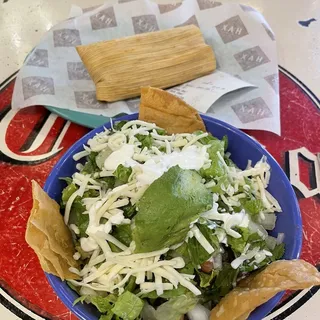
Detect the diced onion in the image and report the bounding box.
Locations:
[277,232,285,244]
[265,236,277,250]
[260,213,277,231]
[187,304,211,320]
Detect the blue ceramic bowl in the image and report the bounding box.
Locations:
[44,113,302,320]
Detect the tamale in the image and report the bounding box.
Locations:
[76,25,216,102]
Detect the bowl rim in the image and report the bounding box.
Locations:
[44,113,302,320]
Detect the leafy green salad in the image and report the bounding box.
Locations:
[61,119,284,320]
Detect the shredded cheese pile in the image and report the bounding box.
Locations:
[66,121,212,296]
[201,156,281,269]
[65,120,282,297]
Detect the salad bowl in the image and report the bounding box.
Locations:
[44,113,302,320]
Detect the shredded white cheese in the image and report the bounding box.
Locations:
[190,225,215,255]
[65,120,282,300]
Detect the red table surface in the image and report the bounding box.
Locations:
[0,70,319,319]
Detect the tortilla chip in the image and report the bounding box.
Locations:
[25,180,79,280]
[38,255,57,275]
[139,87,206,134]
[210,260,320,320]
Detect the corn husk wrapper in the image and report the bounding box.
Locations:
[139,86,206,134]
[25,180,79,280]
[76,25,216,102]
[210,260,320,320]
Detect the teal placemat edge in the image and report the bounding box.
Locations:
[45,106,127,129]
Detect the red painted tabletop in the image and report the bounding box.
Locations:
[0,69,319,319]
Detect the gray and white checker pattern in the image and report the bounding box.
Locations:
[12,0,280,134]
[26,49,49,68]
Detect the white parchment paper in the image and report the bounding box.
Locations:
[12,0,280,134]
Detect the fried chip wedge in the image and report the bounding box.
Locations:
[25,180,79,280]
[210,260,320,320]
[139,87,206,134]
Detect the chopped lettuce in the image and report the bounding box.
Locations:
[73,294,117,314]
[112,224,132,247]
[82,152,99,174]
[67,281,79,294]
[114,164,132,184]
[258,242,284,264]
[169,224,220,274]
[65,189,99,238]
[239,177,255,195]
[98,176,116,189]
[107,224,132,253]
[179,262,195,275]
[83,189,100,198]
[272,243,285,260]
[136,134,153,149]
[188,237,211,267]
[168,243,194,274]
[231,229,285,273]
[114,120,128,131]
[187,224,220,267]
[240,198,264,216]
[68,197,88,237]
[169,242,190,261]
[133,166,212,252]
[60,176,73,185]
[155,128,166,135]
[61,183,78,205]
[210,263,238,299]
[140,285,189,299]
[140,303,157,320]
[210,175,230,195]
[154,293,198,320]
[200,140,225,179]
[224,156,236,168]
[194,131,218,145]
[194,130,226,145]
[222,135,228,151]
[240,242,285,273]
[99,314,113,320]
[124,276,136,292]
[227,227,264,254]
[73,295,88,305]
[122,204,137,219]
[90,295,116,313]
[198,270,217,288]
[109,242,122,253]
[207,139,225,155]
[197,224,220,253]
[207,140,225,157]
[111,291,144,320]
